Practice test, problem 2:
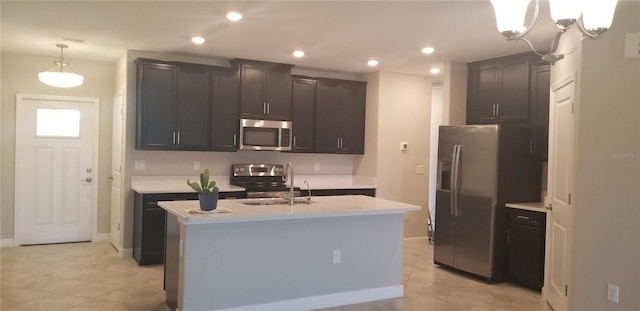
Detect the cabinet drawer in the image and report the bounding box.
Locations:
[509,209,544,227]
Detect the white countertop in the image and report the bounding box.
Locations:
[505,202,546,213]
[158,195,420,225]
[131,175,376,194]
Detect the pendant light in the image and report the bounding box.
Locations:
[38,44,84,88]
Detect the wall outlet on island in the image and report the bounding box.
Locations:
[194,161,200,170]
[315,163,320,171]
[332,249,341,264]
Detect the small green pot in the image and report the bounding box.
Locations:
[198,193,219,211]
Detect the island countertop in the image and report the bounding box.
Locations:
[158,195,420,225]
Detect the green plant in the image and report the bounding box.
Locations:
[187,169,219,195]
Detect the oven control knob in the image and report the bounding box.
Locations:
[240,168,245,172]
[234,168,239,173]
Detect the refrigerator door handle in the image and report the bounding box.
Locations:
[452,144,462,216]
[450,144,460,216]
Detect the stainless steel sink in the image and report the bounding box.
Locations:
[239,198,315,206]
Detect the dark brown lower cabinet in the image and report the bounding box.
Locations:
[507,208,546,291]
[133,191,246,266]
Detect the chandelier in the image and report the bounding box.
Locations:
[490,0,618,64]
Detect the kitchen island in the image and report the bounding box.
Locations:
[159,195,420,311]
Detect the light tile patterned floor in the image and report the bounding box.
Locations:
[1,238,552,310]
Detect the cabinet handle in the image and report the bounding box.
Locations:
[233,134,237,146]
[293,136,297,147]
[177,132,181,145]
[496,104,499,116]
[267,103,270,114]
[516,215,530,220]
[173,132,176,144]
[492,104,496,117]
[337,138,340,148]
[263,103,267,114]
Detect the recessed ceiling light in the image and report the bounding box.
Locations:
[293,50,305,58]
[368,60,379,67]
[192,37,205,45]
[422,47,435,54]
[226,12,243,21]
[430,68,441,74]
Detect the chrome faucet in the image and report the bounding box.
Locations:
[303,180,312,204]
[282,162,295,206]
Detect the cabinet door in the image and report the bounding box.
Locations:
[467,63,500,124]
[508,223,544,290]
[142,207,167,265]
[137,63,176,149]
[291,77,316,152]
[238,63,267,119]
[314,80,341,152]
[530,64,550,158]
[176,66,211,150]
[498,58,531,122]
[338,82,366,154]
[264,66,292,120]
[211,69,239,151]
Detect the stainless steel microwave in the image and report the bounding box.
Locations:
[239,119,292,151]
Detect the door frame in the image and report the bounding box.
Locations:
[14,93,100,246]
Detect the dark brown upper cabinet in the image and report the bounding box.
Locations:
[291,76,317,152]
[314,78,367,154]
[466,53,535,125]
[230,59,294,121]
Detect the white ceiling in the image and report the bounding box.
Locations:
[1,1,559,76]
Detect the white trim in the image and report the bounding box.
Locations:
[403,236,429,241]
[221,286,403,311]
[14,94,100,246]
[0,239,15,248]
[120,248,133,258]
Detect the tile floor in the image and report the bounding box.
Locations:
[1,238,552,311]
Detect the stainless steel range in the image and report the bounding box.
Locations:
[230,164,300,198]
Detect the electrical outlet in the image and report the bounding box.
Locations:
[416,165,425,174]
[332,250,341,264]
[607,284,619,303]
[400,142,409,151]
[134,160,146,171]
[315,163,320,171]
[404,213,409,221]
[194,161,200,170]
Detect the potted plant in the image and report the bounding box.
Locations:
[187,168,220,211]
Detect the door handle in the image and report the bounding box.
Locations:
[82,177,92,183]
[545,204,553,211]
[107,176,114,180]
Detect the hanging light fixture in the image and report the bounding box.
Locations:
[490,0,618,64]
[38,44,84,88]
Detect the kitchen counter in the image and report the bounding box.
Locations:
[131,174,376,194]
[160,195,419,311]
[158,195,418,225]
[505,202,546,213]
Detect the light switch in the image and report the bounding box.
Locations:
[416,165,425,174]
[134,160,146,171]
[400,142,409,151]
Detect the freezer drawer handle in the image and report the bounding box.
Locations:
[516,215,530,220]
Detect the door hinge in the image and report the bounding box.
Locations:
[565,284,568,296]
[571,102,575,114]
[568,193,572,205]
[117,223,120,231]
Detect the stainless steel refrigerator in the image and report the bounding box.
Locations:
[434,125,540,282]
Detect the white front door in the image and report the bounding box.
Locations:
[15,94,99,245]
[110,91,124,250]
[543,74,576,311]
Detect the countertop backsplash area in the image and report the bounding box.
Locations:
[128,150,357,176]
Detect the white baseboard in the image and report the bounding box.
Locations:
[93,233,110,243]
[120,248,133,258]
[0,239,15,248]
[224,285,404,311]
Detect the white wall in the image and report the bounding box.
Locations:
[550,2,640,310]
[0,52,115,240]
[356,72,432,238]
[570,2,640,309]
